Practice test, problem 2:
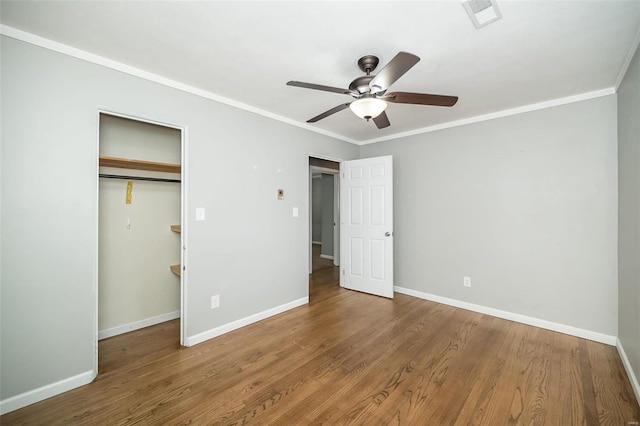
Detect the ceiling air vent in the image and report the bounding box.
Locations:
[462,0,502,29]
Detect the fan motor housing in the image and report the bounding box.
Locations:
[349,75,374,94]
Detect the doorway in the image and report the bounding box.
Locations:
[96,112,186,372]
[309,157,340,280]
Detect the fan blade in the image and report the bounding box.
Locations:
[369,52,420,94]
[287,81,353,95]
[382,92,458,107]
[307,103,351,123]
[373,111,390,129]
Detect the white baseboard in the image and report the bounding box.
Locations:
[98,310,180,340]
[186,297,308,347]
[394,286,617,346]
[320,254,334,260]
[0,370,95,415]
[1,299,307,414]
[617,338,640,405]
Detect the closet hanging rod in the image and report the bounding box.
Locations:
[99,173,181,183]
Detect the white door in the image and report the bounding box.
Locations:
[340,155,393,298]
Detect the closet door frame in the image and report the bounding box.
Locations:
[95,109,188,374]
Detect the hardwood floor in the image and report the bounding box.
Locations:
[3,257,639,425]
[312,243,336,273]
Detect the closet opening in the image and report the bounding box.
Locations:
[97,112,185,372]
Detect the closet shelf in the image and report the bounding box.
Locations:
[99,155,181,174]
[170,226,181,277]
[170,264,181,277]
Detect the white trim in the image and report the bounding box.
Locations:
[308,153,345,163]
[617,338,640,405]
[310,166,340,175]
[615,26,640,91]
[98,108,184,130]
[186,297,308,347]
[0,25,356,145]
[362,88,616,145]
[333,173,340,267]
[98,310,180,340]
[0,370,95,415]
[93,110,101,378]
[309,167,314,275]
[320,254,334,260]
[180,122,188,347]
[394,286,617,345]
[312,241,322,245]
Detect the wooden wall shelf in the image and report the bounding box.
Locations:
[99,156,181,174]
[170,264,181,277]
[170,226,181,277]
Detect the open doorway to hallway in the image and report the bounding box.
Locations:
[309,157,340,295]
[309,242,340,301]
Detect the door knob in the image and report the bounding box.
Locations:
[385,231,392,237]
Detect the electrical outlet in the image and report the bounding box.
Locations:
[211,294,220,309]
[464,276,471,287]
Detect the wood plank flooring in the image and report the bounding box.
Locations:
[3,255,639,425]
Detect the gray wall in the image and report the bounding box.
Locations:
[0,32,630,407]
[311,177,322,243]
[360,95,618,335]
[618,44,640,390]
[320,174,334,257]
[0,36,359,401]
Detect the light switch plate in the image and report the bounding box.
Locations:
[196,207,205,221]
[292,207,299,217]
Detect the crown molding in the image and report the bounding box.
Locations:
[615,26,640,92]
[360,87,616,145]
[0,25,357,145]
[0,25,619,147]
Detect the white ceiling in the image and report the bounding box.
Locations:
[1,0,639,144]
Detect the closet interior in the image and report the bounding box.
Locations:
[98,113,182,342]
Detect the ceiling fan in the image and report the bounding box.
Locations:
[287,52,458,129]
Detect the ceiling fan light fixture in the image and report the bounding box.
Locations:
[349,97,387,121]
